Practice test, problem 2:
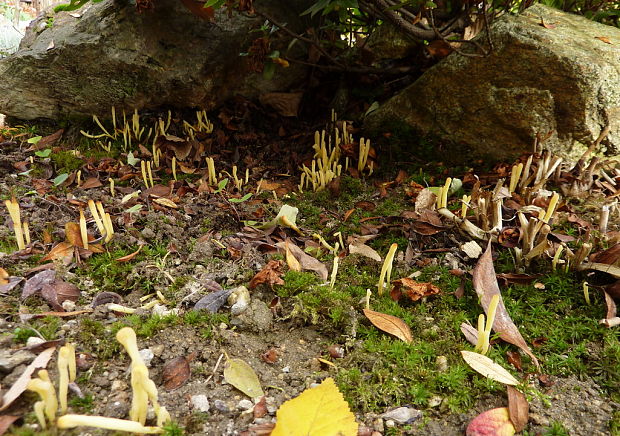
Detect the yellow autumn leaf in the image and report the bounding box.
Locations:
[271,378,358,436]
[285,242,301,272]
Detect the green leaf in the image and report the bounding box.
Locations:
[229,193,252,203]
[263,62,276,80]
[27,136,42,144]
[214,178,229,194]
[35,148,52,158]
[223,358,264,398]
[205,0,224,8]
[125,204,143,214]
[53,173,69,186]
[127,152,139,166]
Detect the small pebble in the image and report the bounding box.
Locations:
[191,394,210,412]
[385,419,395,428]
[26,336,45,347]
[380,406,422,424]
[281,366,290,373]
[214,399,231,413]
[436,355,448,372]
[139,348,154,367]
[237,399,254,410]
[428,395,442,408]
[62,300,76,311]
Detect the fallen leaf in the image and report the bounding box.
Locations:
[595,36,612,44]
[507,385,529,432]
[391,278,440,302]
[80,177,102,189]
[539,18,556,29]
[22,269,56,299]
[363,309,413,343]
[496,273,540,286]
[153,197,178,209]
[590,243,620,266]
[466,407,515,436]
[599,291,619,328]
[0,415,19,435]
[249,260,285,289]
[91,291,123,307]
[0,346,55,411]
[506,351,522,372]
[0,268,9,285]
[162,355,192,390]
[254,395,268,418]
[578,262,620,278]
[194,288,234,313]
[461,322,479,346]
[462,241,482,258]
[115,245,143,262]
[285,241,301,272]
[261,348,278,364]
[25,129,64,151]
[414,188,437,212]
[223,357,264,398]
[40,242,74,263]
[348,242,381,262]
[275,242,328,281]
[271,378,358,436]
[64,222,83,247]
[461,351,519,386]
[354,200,376,211]
[259,92,303,117]
[473,242,539,367]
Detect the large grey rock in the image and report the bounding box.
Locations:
[365,4,620,160]
[0,0,308,120]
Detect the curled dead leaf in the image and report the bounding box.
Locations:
[363,308,412,343]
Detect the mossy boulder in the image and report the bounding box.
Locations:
[365,4,620,161]
[0,0,309,120]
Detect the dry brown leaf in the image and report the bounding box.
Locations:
[42,243,74,264]
[595,36,612,44]
[461,322,479,346]
[162,355,192,391]
[153,197,178,209]
[600,291,619,328]
[507,385,529,432]
[276,241,328,281]
[0,268,9,285]
[22,269,56,299]
[391,278,440,302]
[473,242,539,367]
[115,245,143,262]
[249,260,285,289]
[259,92,303,117]
[80,177,103,189]
[348,242,381,262]
[25,129,64,151]
[590,243,620,266]
[363,308,412,343]
[64,222,83,247]
[0,415,19,435]
[0,346,55,411]
[285,241,301,272]
[414,188,436,212]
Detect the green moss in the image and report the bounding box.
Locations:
[50,150,83,173]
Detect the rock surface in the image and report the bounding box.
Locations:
[0,0,308,120]
[365,4,620,160]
